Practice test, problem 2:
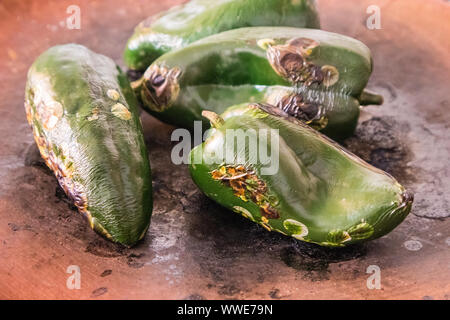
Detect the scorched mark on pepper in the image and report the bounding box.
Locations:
[276,93,328,130]
[211,165,280,220]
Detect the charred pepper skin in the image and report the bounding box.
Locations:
[135,27,383,138]
[189,104,413,247]
[124,0,320,71]
[25,44,152,246]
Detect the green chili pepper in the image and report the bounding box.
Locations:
[124,0,320,71]
[143,84,372,140]
[134,27,383,139]
[189,103,412,247]
[25,44,152,246]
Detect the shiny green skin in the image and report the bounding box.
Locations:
[147,84,361,141]
[124,0,320,70]
[189,104,413,247]
[25,44,152,246]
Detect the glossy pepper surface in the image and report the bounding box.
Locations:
[135,27,383,139]
[189,103,412,247]
[25,44,152,246]
[124,0,320,71]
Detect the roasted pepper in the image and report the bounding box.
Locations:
[124,0,320,71]
[143,84,380,140]
[134,27,383,139]
[189,103,412,247]
[25,44,152,246]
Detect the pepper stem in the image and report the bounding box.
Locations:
[359,90,384,106]
[202,110,224,128]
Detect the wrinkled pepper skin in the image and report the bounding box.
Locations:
[25,44,152,246]
[135,27,382,139]
[124,0,320,71]
[145,84,362,141]
[189,104,413,247]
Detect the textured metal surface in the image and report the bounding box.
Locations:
[0,0,448,299]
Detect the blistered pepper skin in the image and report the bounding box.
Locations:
[136,27,382,139]
[189,104,412,247]
[124,0,320,71]
[25,44,152,246]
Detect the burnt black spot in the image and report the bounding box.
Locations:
[302,103,320,119]
[278,95,320,122]
[142,78,163,109]
[280,52,304,75]
[279,94,303,113]
[152,75,165,87]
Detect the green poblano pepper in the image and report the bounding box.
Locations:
[124,0,320,71]
[25,44,152,246]
[134,27,383,139]
[142,84,370,141]
[189,103,413,247]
